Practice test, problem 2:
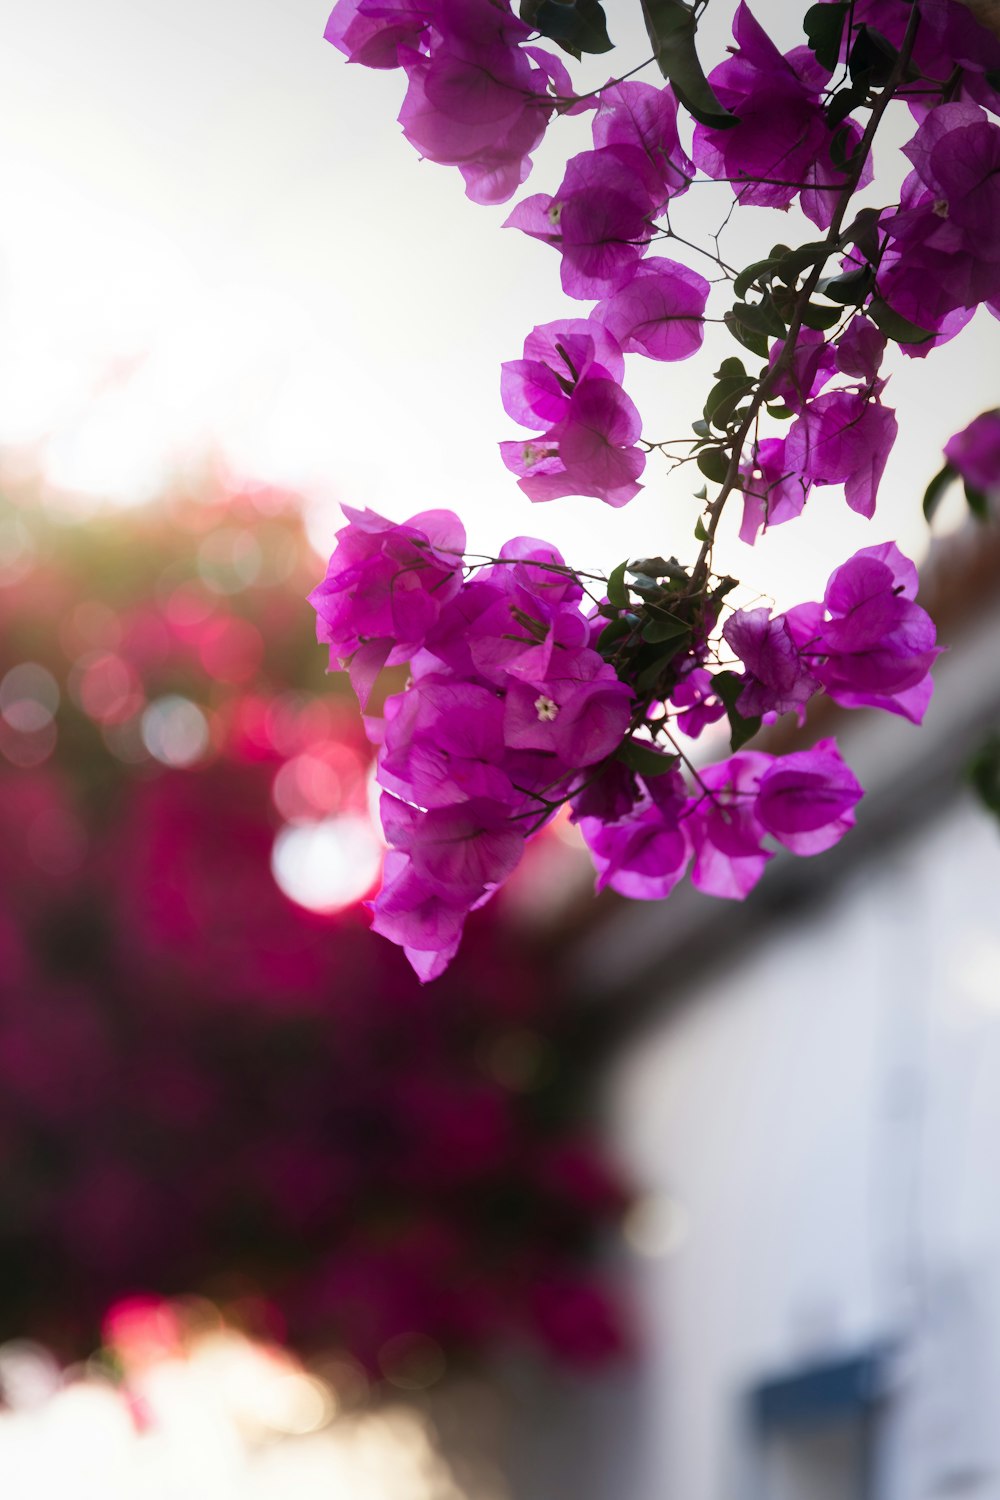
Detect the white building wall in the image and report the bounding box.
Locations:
[607,793,1000,1500]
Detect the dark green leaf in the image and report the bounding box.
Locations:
[849,25,898,86]
[826,81,867,129]
[715,356,748,381]
[867,295,934,345]
[635,643,687,694]
[713,670,762,752]
[734,256,783,300]
[615,739,679,776]
[710,574,738,604]
[691,418,711,438]
[731,298,787,337]
[724,309,770,358]
[799,301,845,330]
[818,264,875,305]
[639,0,737,127]
[766,403,795,421]
[629,555,689,583]
[694,515,710,542]
[965,481,990,521]
[842,207,882,263]
[829,124,862,173]
[641,613,691,644]
[704,374,754,432]
[519,0,612,57]
[803,1,848,72]
[596,614,633,656]
[921,462,956,523]
[697,447,731,484]
[606,559,629,609]
[774,239,831,288]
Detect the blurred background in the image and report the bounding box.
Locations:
[3,0,1000,1496]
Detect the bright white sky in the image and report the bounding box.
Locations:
[2,0,997,607]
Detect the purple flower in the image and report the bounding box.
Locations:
[754,739,862,855]
[877,105,1000,334]
[499,319,645,507]
[784,389,898,518]
[722,607,820,721]
[688,751,774,900]
[309,506,465,701]
[766,328,836,415]
[325,0,434,69]
[668,666,727,739]
[692,3,870,229]
[502,649,632,767]
[590,81,693,198]
[576,770,691,901]
[834,317,886,382]
[944,410,1000,493]
[505,145,658,299]
[593,258,710,363]
[387,0,574,204]
[786,542,941,723]
[737,437,812,544]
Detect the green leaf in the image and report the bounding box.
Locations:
[713,670,762,752]
[642,616,691,645]
[724,309,770,358]
[803,1,848,72]
[704,374,754,432]
[817,264,874,305]
[639,0,737,128]
[519,0,612,57]
[710,574,738,604]
[691,418,711,438]
[842,207,882,264]
[829,124,862,173]
[734,256,782,301]
[635,643,687,694]
[606,559,629,609]
[765,403,795,421]
[922,462,956,523]
[694,515,710,542]
[615,739,679,777]
[697,447,731,484]
[596,614,634,656]
[629,555,688,583]
[774,239,831,288]
[731,299,787,338]
[965,481,990,521]
[826,81,867,129]
[848,25,898,87]
[799,301,844,331]
[693,483,708,501]
[867,295,934,345]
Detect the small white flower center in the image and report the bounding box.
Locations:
[933,197,949,219]
[547,201,563,227]
[534,694,559,722]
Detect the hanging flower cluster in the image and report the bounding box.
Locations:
[320,0,999,978]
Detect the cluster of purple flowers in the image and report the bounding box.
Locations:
[316,1,1000,976]
[310,510,940,978]
[326,0,579,203]
[327,0,1000,528]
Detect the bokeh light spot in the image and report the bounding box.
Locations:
[0,662,60,733]
[141,695,210,767]
[271,815,382,913]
